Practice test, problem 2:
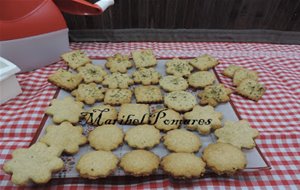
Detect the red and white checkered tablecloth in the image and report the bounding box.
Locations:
[0,42,299,189]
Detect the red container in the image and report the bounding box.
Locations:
[0,0,114,72]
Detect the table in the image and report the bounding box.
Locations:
[0,42,299,189]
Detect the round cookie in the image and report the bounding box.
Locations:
[161,153,206,179]
[163,129,202,153]
[159,75,188,92]
[164,91,197,112]
[202,143,247,175]
[150,108,182,132]
[83,105,118,126]
[125,125,161,149]
[188,71,216,88]
[88,125,124,151]
[76,151,118,179]
[119,150,160,176]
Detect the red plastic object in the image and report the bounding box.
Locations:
[0,0,66,41]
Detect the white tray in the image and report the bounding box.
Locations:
[32,59,271,178]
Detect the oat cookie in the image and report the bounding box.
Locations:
[202,143,247,175]
[39,122,87,154]
[164,91,197,112]
[118,103,149,125]
[188,71,216,88]
[159,75,188,92]
[104,89,132,105]
[125,125,161,149]
[236,79,266,101]
[83,105,118,126]
[3,142,63,185]
[48,69,82,91]
[120,150,160,176]
[134,85,163,103]
[132,68,161,85]
[163,129,201,153]
[102,72,134,89]
[166,58,193,77]
[233,68,258,86]
[184,105,222,135]
[160,153,206,179]
[71,83,105,105]
[76,151,118,179]
[45,96,84,124]
[150,108,182,131]
[214,120,259,149]
[198,84,232,106]
[223,64,242,78]
[61,50,91,69]
[105,53,133,73]
[77,64,108,84]
[189,54,219,71]
[132,49,157,68]
[88,125,124,151]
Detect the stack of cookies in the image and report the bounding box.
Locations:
[3,50,261,185]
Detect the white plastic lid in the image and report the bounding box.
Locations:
[0,57,21,81]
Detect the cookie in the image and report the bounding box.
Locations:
[125,125,161,149]
[150,108,182,131]
[188,71,216,88]
[76,151,118,179]
[189,54,219,71]
[166,58,193,77]
[88,125,124,151]
[132,68,161,85]
[3,142,63,185]
[233,68,258,86]
[202,143,247,175]
[61,50,91,69]
[164,91,197,112]
[163,129,201,153]
[48,69,83,91]
[134,85,163,103]
[71,83,105,105]
[102,72,134,89]
[105,53,133,73]
[198,84,232,106]
[223,64,243,78]
[159,75,188,92]
[77,64,108,84]
[160,153,206,179]
[45,96,84,124]
[39,122,87,154]
[132,49,157,68]
[183,105,222,135]
[214,120,259,149]
[118,103,149,125]
[236,79,266,101]
[104,89,132,105]
[119,150,160,176]
[83,105,118,126]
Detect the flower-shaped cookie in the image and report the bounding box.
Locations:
[102,72,134,89]
[45,96,84,124]
[183,105,222,135]
[214,120,259,149]
[105,53,133,73]
[3,142,63,185]
[39,122,87,154]
[71,83,105,105]
[132,68,161,85]
[77,64,108,83]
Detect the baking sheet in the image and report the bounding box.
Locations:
[32,59,270,178]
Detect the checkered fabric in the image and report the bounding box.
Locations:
[0,42,299,189]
